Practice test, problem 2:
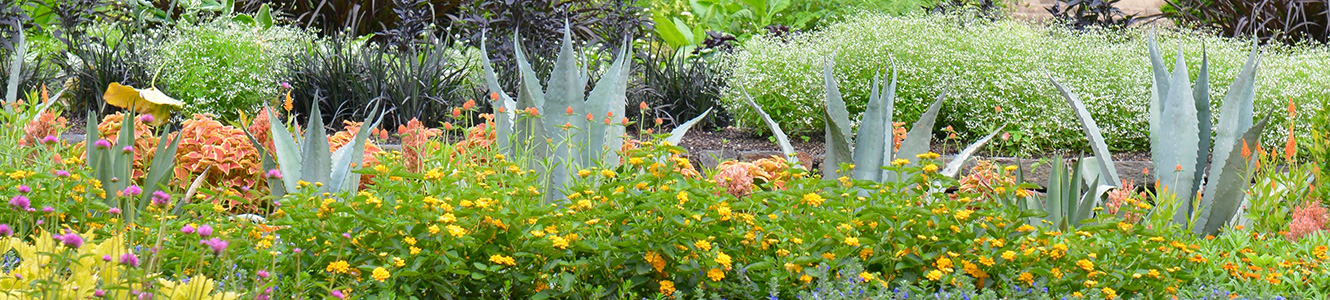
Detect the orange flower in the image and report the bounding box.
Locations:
[463,99,476,110]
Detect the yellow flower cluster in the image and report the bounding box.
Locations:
[326,260,350,274]
[489,254,516,267]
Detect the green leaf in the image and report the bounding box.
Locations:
[664,108,712,146]
[738,84,798,165]
[852,70,888,181]
[583,38,630,168]
[1192,48,1212,196]
[514,32,547,170]
[941,126,1002,178]
[651,14,689,47]
[1147,33,1168,176]
[1194,118,1268,235]
[231,14,254,26]
[1045,157,1066,227]
[1160,45,1201,225]
[301,100,331,189]
[330,105,385,193]
[1018,209,1049,219]
[896,89,947,165]
[822,56,853,178]
[1050,77,1120,188]
[267,106,302,191]
[139,127,181,213]
[256,4,272,29]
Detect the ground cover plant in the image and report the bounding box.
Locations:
[726,12,1330,155]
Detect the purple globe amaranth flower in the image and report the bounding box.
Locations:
[266,169,282,179]
[200,238,228,255]
[58,231,84,249]
[41,135,59,145]
[138,114,155,124]
[257,270,270,279]
[54,170,70,177]
[41,206,53,213]
[121,146,134,154]
[107,207,121,214]
[17,185,30,193]
[94,290,105,297]
[120,252,140,267]
[137,292,152,300]
[9,195,30,210]
[181,224,196,234]
[331,290,345,299]
[151,191,171,206]
[293,248,302,253]
[94,139,112,149]
[102,255,113,262]
[123,185,142,196]
[196,224,213,237]
[280,81,292,89]
[0,224,11,236]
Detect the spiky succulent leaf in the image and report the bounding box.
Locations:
[603,41,632,169]
[1194,118,1268,235]
[823,56,853,177]
[941,126,1002,178]
[1147,34,1168,174]
[1051,78,1120,187]
[242,129,284,197]
[329,105,384,193]
[665,108,712,146]
[544,23,581,192]
[479,31,515,155]
[879,68,897,180]
[1192,49,1212,195]
[896,91,946,165]
[514,33,547,168]
[1193,44,1262,234]
[85,112,99,172]
[301,101,332,187]
[4,27,22,111]
[267,106,302,191]
[740,85,797,165]
[584,38,631,166]
[1160,46,1202,225]
[852,71,888,181]
[1045,157,1067,228]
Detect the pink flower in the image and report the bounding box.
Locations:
[200,238,229,255]
[181,224,196,234]
[123,185,142,196]
[108,207,121,214]
[9,195,31,210]
[94,139,111,149]
[0,224,11,236]
[1286,201,1328,241]
[713,161,757,198]
[257,270,270,279]
[57,231,84,249]
[121,146,134,154]
[138,114,155,124]
[266,169,282,179]
[197,224,213,237]
[331,290,345,299]
[120,252,140,267]
[151,191,171,206]
[16,185,30,193]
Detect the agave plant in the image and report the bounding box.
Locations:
[822,56,1001,181]
[1038,155,1115,231]
[1054,34,1267,235]
[259,100,385,196]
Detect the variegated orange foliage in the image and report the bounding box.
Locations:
[173,114,263,202]
[97,113,158,180]
[397,118,441,172]
[19,111,68,147]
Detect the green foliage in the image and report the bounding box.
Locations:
[152,18,311,120]
[724,13,1330,155]
[261,101,384,196]
[648,0,938,45]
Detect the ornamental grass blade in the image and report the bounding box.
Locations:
[1192,48,1212,195]
[301,100,332,188]
[896,88,947,165]
[853,71,887,181]
[480,31,515,155]
[739,84,797,165]
[1161,46,1201,225]
[1195,117,1268,235]
[267,106,302,191]
[823,55,853,178]
[1051,77,1120,187]
[665,107,711,146]
[941,126,1002,178]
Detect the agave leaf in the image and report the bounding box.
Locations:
[941,126,1003,178]
[603,39,633,169]
[4,27,23,111]
[514,32,547,167]
[1160,45,1201,225]
[1147,33,1168,171]
[1147,32,1171,109]
[479,31,515,155]
[543,22,581,192]
[1192,47,1212,195]
[110,110,136,201]
[139,126,181,213]
[242,129,284,197]
[267,106,302,192]
[1045,157,1066,228]
[823,56,853,178]
[1221,44,1261,143]
[879,67,898,180]
[301,100,332,188]
[583,38,630,166]
[665,107,712,146]
[739,84,797,165]
[852,71,887,181]
[330,105,385,193]
[896,89,947,165]
[1067,156,1085,228]
[85,112,100,169]
[1051,77,1120,187]
[1194,117,1268,235]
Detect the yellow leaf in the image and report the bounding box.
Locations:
[102,83,184,124]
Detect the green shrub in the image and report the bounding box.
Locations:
[152,19,311,120]
[723,13,1330,155]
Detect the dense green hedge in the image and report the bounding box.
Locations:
[723,13,1330,155]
